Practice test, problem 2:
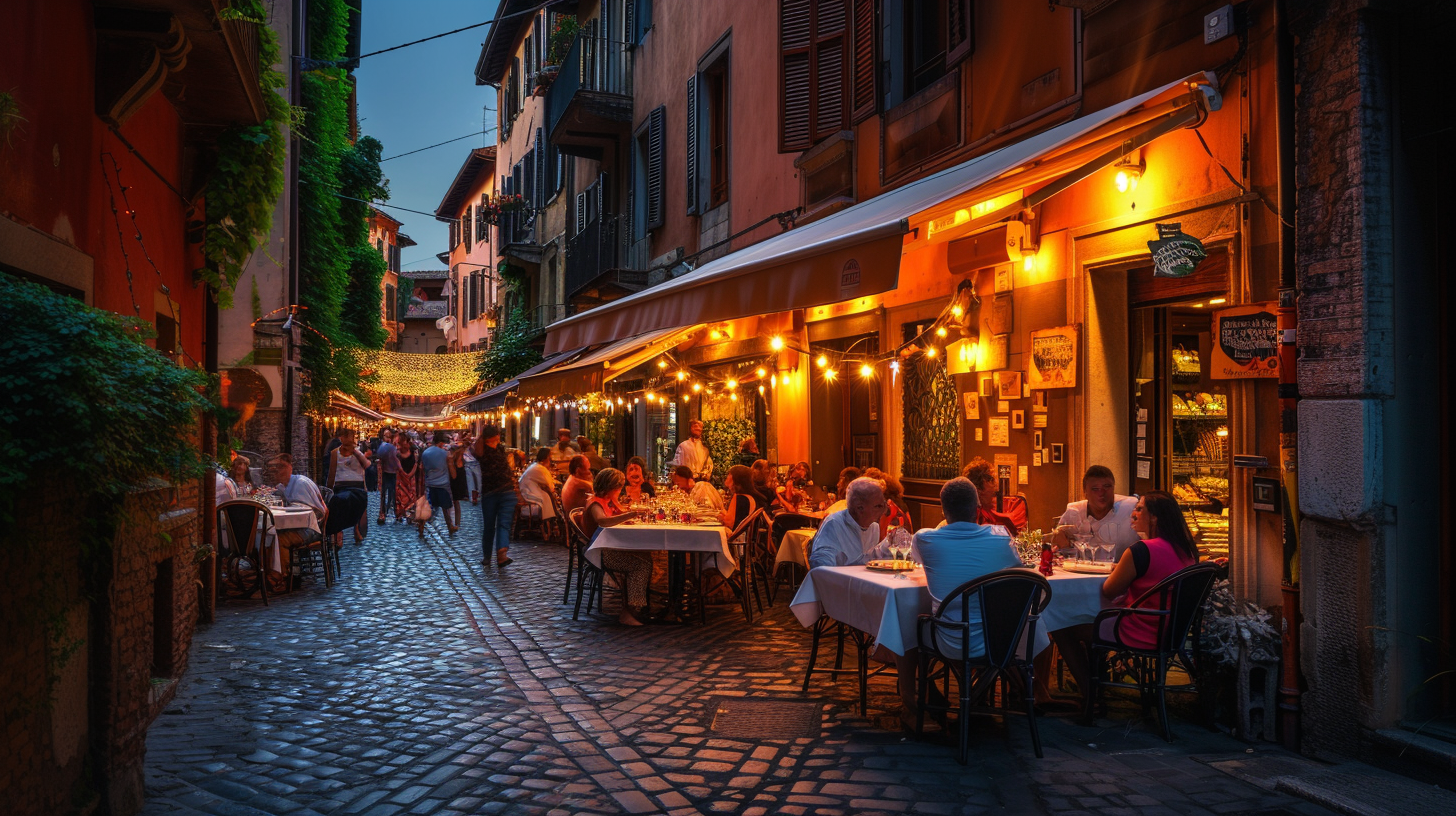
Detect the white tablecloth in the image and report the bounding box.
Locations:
[776,528,815,570]
[261,506,320,573]
[587,522,736,577]
[790,565,1108,657]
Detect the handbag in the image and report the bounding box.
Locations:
[413,495,432,522]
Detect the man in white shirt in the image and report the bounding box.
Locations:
[671,465,723,511]
[1051,465,1140,562]
[671,419,713,481]
[548,428,579,475]
[808,478,888,569]
[519,447,559,521]
[265,453,325,557]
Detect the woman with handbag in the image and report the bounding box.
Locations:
[395,437,421,522]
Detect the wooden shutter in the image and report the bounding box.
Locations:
[576,191,587,233]
[462,212,471,248]
[534,129,546,206]
[780,0,813,152]
[646,105,665,229]
[850,0,876,122]
[686,74,699,215]
[947,0,973,66]
[448,220,458,249]
[813,0,847,140]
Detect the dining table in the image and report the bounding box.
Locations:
[586,521,736,575]
[790,563,1109,707]
[776,528,816,573]
[224,504,320,574]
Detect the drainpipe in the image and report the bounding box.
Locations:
[1274,0,1302,752]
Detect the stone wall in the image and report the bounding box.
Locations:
[0,476,204,816]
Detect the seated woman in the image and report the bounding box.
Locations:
[750,459,784,514]
[960,458,1020,535]
[863,468,912,532]
[823,466,861,516]
[518,447,559,532]
[622,456,657,505]
[779,461,814,508]
[218,455,256,504]
[580,468,651,626]
[719,464,759,530]
[1045,489,1200,701]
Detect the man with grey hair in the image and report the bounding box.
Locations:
[914,477,1021,658]
[809,477,888,569]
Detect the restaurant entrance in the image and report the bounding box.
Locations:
[1129,301,1232,562]
[809,331,880,491]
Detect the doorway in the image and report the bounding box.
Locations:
[809,332,880,490]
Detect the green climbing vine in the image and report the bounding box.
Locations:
[476,307,542,388]
[199,0,288,309]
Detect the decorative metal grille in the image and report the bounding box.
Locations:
[902,345,960,481]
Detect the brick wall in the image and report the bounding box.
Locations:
[0,475,204,816]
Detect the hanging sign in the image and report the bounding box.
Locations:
[1148,223,1207,277]
[1211,303,1279,379]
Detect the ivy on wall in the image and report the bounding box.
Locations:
[476,307,542,388]
[200,0,288,308]
[295,0,389,408]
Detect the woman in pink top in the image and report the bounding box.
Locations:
[582,468,652,627]
[1099,490,1200,649]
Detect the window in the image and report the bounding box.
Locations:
[882,0,972,109]
[688,39,731,214]
[631,106,666,238]
[386,284,396,322]
[779,1,876,152]
[462,209,472,247]
[629,0,652,45]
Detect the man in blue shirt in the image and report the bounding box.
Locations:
[914,477,1021,661]
[419,431,454,537]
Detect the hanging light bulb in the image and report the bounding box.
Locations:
[816,354,828,369]
[859,363,874,379]
[951,304,964,318]
[658,359,669,369]
[682,395,690,402]
[647,391,656,401]
[730,393,738,402]
[926,346,938,359]
[755,367,767,379]
[692,382,702,393]
[770,336,784,351]
[824,368,838,382]
[936,326,948,338]
[758,385,765,395]
[677,371,687,381]
[726,378,737,390]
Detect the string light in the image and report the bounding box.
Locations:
[755,367,767,379]
[925,346,938,359]
[824,368,838,382]
[816,355,828,368]
[658,359,669,368]
[936,326,948,338]
[677,371,687,381]
[692,382,702,393]
[859,363,874,379]
[770,336,784,351]
[726,378,737,390]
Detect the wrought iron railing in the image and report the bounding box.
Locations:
[525,303,567,336]
[546,27,633,140]
[565,214,620,296]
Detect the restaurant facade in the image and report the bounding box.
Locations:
[467,0,1453,763]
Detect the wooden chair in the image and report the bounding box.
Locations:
[700,507,767,623]
[216,499,274,604]
[512,499,546,540]
[916,568,1052,763]
[1086,562,1220,741]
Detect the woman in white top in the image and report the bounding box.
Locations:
[217,456,256,504]
[329,431,371,543]
[518,447,559,520]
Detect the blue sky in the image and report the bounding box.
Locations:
[355,0,499,272]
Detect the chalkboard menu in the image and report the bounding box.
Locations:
[1148,223,1208,278]
[1211,303,1279,379]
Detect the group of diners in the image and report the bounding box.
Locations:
[807,465,1196,730]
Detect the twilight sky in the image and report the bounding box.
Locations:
[355,0,500,272]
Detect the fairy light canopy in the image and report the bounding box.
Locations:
[354,348,488,397]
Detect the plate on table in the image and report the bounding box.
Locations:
[694,520,724,527]
[865,559,916,573]
[1060,561,1113,575]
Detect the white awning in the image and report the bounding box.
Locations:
[544,73,1219,353]
[519,326,700,398]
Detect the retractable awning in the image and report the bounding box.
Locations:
[455,350,587,412]
[519,326,700,399]
[544,73,1218,354]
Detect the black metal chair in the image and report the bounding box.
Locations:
[801,611,897,715]
[216,499,275,604]
[568,508,633,620]
[770,512,821,592]
[287,487,333,589]
[1086,562,1220,742]
[916,568,1052,763]
[700,507,768,623]
[324,486,368,583]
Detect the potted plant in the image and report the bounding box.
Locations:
[1199,579,1282,738]
[533,17,580,96]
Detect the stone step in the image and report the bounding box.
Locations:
[1365,727,1456,789]
[1196,749,1456,816]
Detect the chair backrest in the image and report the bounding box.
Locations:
[1129,562,1221,652]
[777,512,820,532]
[319,486,334,504]
[217,499,272,559]
[567,508,591,554]
[942,568,1052,668]
[728,506,765,544]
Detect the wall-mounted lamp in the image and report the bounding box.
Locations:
[1114,148,1144,194]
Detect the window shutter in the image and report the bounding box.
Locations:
[947,0,973,66]
[779,0,812,152]
[813,1,847,141]
[576,191,587,233]
[462,211,471,247]
[646,105,666,230]
[534,129,546,206]
[850,0,876,122]
[449,220,458,249]
[686,74,699,215]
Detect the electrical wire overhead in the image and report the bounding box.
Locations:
[381,127,497,162]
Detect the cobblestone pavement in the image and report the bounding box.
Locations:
[142,496,1336,816]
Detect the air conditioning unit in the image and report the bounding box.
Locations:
[946,221,1029,274]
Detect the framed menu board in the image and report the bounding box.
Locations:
[1028,325,1078,389]
[1211,303,1279,379]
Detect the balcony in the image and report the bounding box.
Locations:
[566,214,647,309]
[524,303,567,338]
[545,27,633,159]
[497,209,541,265]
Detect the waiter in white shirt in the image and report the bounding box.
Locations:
[671,419,714,481]
[1051,464,1140,562]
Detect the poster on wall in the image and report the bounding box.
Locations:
[994,454,1018,492]
[988,417,1010,447]
[1029,325,1079,389]
[986,334,1010,371]
[1211,303,1280,379]
[963,392,980,420]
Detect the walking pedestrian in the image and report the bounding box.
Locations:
[419,431,455,538]
[462,429,482,504]
[448,433,470,532]
[472,424,518,568]
[327,428,371,544]
[375,428,400,524]
[395,437,421,522]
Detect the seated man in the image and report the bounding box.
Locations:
[264,454,326,578]
[561,455,595,516]
[1051,464,1139,563]
[915,477,1021,658]
[519,447,559,525]
[809,477,887,569]
[670,465,723,511]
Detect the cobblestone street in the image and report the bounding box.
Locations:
[141,498,1336,816]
